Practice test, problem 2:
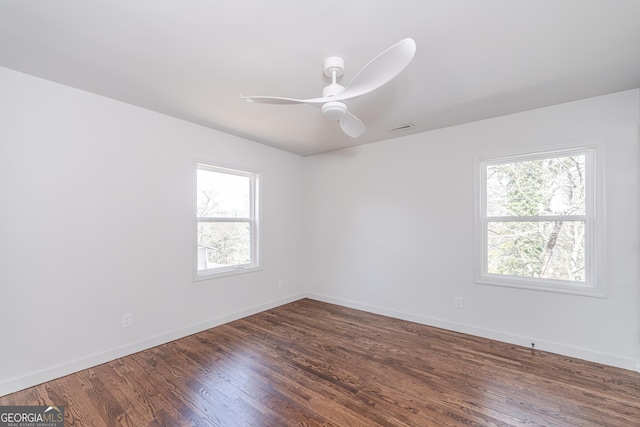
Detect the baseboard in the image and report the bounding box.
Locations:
[3,291,637,397]
[306,292,640,373]
[0,293,306,397]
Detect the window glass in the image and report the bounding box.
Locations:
[197,170,250,218]
[486,155,586,217]
[197,222,251,270]
[487,220,585,281]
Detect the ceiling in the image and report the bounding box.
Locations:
[1,1,640,156]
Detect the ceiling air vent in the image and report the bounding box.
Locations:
[388,123,415,133]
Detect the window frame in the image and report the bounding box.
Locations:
[474,143,606,297]
[193,161,261,280]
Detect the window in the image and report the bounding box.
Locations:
[194,162,259,279]
[475,145,604,296]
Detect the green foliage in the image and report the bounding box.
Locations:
[486,154,586,281]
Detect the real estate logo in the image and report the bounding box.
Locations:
[0,406,64,427]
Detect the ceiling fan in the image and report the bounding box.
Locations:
[241,38,416,138]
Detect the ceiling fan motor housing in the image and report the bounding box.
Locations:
[321,101,347,120]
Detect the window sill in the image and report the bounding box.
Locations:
[194,265,262,282]
[475,275,606,298]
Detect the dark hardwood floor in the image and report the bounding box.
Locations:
[1,298,639,426]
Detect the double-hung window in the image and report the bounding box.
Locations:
[475,145,604,296]
[195,162,259,279]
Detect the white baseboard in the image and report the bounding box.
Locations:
[306,292,640,373]
[0,293,305,397]
[3,291,637,397]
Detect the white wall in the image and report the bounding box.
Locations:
[0,66,305,395]
[303,89,640,371]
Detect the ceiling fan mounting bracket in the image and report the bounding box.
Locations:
[323,57,344,78]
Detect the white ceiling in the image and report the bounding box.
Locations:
[1,1,639,156]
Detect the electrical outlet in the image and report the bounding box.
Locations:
[278,279,284,288]
[122,313,132,328]
[454,296,463,309]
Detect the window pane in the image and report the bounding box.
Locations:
[197,169,250,218]
[487,220,585,282]
[487,155,585,217]
[197,222,251,270]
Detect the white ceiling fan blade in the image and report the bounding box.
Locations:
[339,111,366,138]
[330,38,416,102]
[240,95,309,104]
[240,93,332,105]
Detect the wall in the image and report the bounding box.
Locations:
[303,89,640,371]
[0,66,305,395]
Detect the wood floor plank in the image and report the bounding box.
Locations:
[1,298,639,426]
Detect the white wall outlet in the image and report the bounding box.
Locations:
[122,313,132,328]
[278,279,284,288]
[454,296,463,309]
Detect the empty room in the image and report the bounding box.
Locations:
[1,1,639,426]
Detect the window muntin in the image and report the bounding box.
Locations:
[477,146,603,296]
[195,163,259,278]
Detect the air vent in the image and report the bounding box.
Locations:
[388,123,415,133]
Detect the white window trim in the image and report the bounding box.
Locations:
[192,160,261,281]
[474,142,606,297]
